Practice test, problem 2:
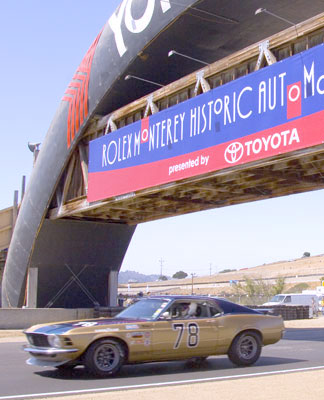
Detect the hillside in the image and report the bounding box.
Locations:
[118,270,161,284]
[119,254,324,293]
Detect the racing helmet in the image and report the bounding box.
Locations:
[187,302,198,317]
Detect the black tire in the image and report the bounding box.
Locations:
[228,331,262,366]
[84,339,125,377]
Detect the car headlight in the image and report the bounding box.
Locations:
[48,334,62,348]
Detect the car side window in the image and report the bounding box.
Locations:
[161,302,187,319]
[160,301,223,320]
[162,302,209,319]
[195,304,208,318]
[184,302,209,318]
[284,296,291,303]
[171,304,185,318]
[208,304,223,317]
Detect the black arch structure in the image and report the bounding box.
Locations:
[2,0,324,308]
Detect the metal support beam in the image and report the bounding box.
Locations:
[194,70,211,96]
[61,154,76,207]
[144,94,159,117]
[12,190,18,228]
[255,40,277,71]
[21,176,26,203]
[104,115,117,135]
[78,144,89,194]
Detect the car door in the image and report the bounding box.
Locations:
[150,301,219,360]
[123,320,155,362]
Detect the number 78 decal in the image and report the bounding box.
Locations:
[172,322,199,349]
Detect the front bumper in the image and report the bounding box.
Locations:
[23,345,79,367]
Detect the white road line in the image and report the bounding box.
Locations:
[1,365,324,400]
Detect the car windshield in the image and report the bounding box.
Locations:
[115,298,169,320]
[270,295,286,302]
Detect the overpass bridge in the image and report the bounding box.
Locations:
[0,207,13,253]
[0,206,17,270]
[50,14,324,225]
[3,0,324,309]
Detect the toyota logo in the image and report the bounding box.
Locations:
[224,142,244,164]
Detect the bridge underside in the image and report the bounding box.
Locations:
[29,219,135,308]
[49,145,324,225]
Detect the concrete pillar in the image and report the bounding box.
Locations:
[108,270,118,306]
[26,268,38,308]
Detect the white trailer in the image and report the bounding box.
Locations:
[263,293,319,317]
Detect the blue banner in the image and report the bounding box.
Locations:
[88,43,324,201]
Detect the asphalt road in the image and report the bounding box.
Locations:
[0,327,323,400]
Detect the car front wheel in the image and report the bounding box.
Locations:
[228,331,261,366]
[84,339,125,377]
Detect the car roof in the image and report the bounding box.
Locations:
[142,295,260,315]
[145,295,216,301]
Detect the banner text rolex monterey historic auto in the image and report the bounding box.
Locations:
[88,44,324,202]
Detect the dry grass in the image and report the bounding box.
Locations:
[120,254,324,291]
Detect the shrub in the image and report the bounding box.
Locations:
[287,283,309,293]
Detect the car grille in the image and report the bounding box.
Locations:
[26,333,50,347]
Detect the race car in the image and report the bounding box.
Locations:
[23,295,284,376]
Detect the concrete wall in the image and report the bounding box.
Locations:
[0,308,94,329]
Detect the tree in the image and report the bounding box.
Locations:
[271,276,285,295]
[232,276,280,299]
[172,271,188,279]
[230,280,244,296]
[239,277,272,297]
[255,278,272,297]
[243,277,258,297]
[158,275,168,281]
[303,252,311,257]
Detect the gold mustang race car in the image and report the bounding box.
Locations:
[23,295,284,376]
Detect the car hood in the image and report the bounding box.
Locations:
[27,318,148,335]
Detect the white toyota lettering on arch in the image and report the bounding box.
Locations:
[224,128,300,165]
[109,0,172,57]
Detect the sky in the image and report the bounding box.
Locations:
[1,1,324,278]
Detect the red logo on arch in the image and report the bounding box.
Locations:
[141,117,149,143]
[287,81,301,120]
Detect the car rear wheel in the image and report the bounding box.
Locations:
[228,331,261,366]
[84,339,125,377]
